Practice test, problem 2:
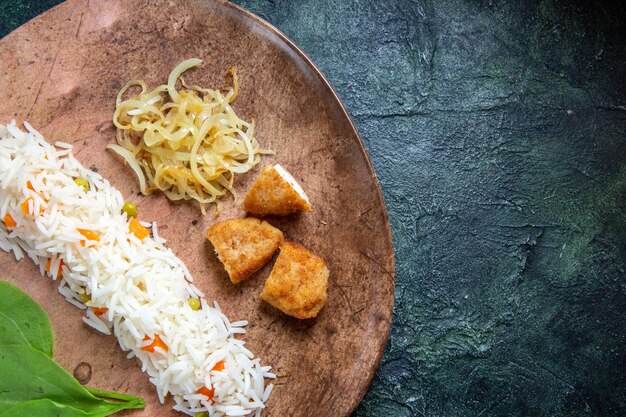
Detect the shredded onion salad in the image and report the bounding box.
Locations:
[110,58,270,214]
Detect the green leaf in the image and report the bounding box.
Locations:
[0,397,145,417]
[0,281,53,356]
[0,345,144,416]
[0,398,92,417]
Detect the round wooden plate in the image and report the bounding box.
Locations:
[0,1,394,416]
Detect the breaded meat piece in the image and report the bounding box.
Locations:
[261,242,329,319]
[206,217,284,284]
[244,164,312,216]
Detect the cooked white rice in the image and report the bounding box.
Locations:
[0,121,273,416]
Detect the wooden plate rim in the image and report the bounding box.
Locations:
[220,2,396,409]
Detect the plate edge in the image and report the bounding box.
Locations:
[220,1,396,414]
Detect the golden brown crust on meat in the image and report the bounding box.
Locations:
[206,217,284,284]
[243,165,312,216]
[261,241,329,319]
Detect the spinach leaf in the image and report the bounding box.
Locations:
[0,281,53,356]
[0,345,144,416]
[0,398,92,416]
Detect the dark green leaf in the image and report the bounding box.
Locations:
[0,345,144,416]
[0,281,53,356]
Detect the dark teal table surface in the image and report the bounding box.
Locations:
[2,1,625,416]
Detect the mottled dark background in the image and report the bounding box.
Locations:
[2,0,626,416]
